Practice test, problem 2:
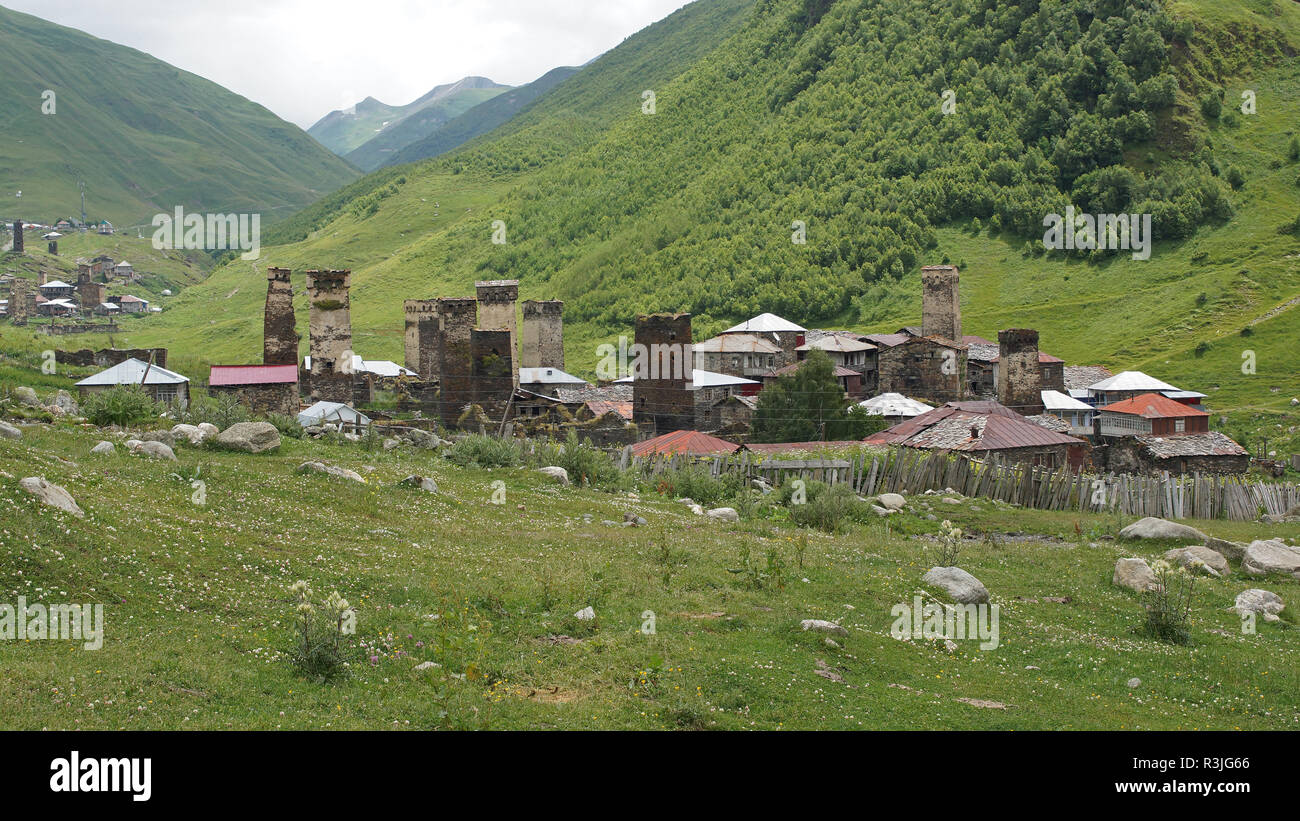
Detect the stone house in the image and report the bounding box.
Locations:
[208,365,300,415]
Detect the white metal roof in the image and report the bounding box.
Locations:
[302,355,415,378]
[857,392,933,417]
[519,366,588,385]
[297,401,370,427]
[39,280,72,289]
[76,357,189,386]
[1086,370,1179,392]
[694,333,782,354]
[1041,389,1093,411]
[797,336,875,353]
[722,312,806,334]
[613,368,759,388]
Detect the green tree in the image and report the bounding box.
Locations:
[750,350,883,443]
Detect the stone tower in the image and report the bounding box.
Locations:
[475,280,518,379]
[521,299,564,369]
[633,312,694,434]
[997,328,1044,415]
[921,265,961,342]
[11,220,22,255]
[472,328,514,422]
[264,267,299,366]
[436,297,478,425]
[403,299,439,379]
[305,269,353,403]
[9,277,30,324]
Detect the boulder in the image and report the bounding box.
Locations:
[216,421,281,454]
[90,441,115,455]
[170,424,205,445]
[1232,589,1285,621]
[1119,517,1208,542]
[1241,539,1300,579]
[130,440,177,461]
[1205,537,1246,561]
[574,606,596,621]
[298,461,365,483]
[0,421,21,440]
[623,512,647,526]
[52,390,78,415]
[138,430,175,448]
[399,475,438,493]
[196,423,219,440]
[877,492,906,511]
[923,566,990,604]
[752,478,773,494]
[18,477,84,518]
[800,619,849,637]
[1113,557,1159,592]
[707,507,739,523]
[537,466,569,486]
[1163,545,1229,577]
[13,386,41,407]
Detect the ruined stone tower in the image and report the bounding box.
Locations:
[521,299,564,369]
[11,220,22,255]
[475,280,518,379]
[403,299,439,379]
[9,277,29,324]
[264,267,300,366]
[921,265,961,342]
[633,312,694,434]
[436,297,478,425]
[997,328,1044,415]
[48,240,58,256]
[77,268,106,310]
[472,328,514,421]
[305,269,353,403]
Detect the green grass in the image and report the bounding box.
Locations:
[2,369,1299,729]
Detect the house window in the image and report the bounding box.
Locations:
[154,386,177,404]
[1175,418,1185,433]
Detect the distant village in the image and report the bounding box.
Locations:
[3,225,1259,479]
[1,218,156,327]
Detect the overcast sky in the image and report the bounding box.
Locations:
[5,0,693,128]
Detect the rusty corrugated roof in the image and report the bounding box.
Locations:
[1100,392,1208,419]
[629,430,740,457]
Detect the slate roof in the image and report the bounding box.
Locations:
[1135,432,1248,458]
[695,333,782,354]
[1063,365,1114,391]
[866,401,1083,451]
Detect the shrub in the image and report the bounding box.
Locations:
[176,392,251,430]
[787,482,863,532]
[1290,136,1300,161]
[80,385,160,427]
[445,434,523,468]
[548,430,625,489]
[264,412,302,438]
[289,581,354,681]
[653,464,747,507]
[1143,559,1197,645]
[931,519,964,566]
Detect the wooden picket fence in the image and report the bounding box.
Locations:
[621,446,1300,522]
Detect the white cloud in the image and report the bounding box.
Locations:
[6,0,694,128]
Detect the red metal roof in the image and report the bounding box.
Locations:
[209,364,299,386]
[629,430,740,457]
[584,400,632,421]
[1099,392,1207,419]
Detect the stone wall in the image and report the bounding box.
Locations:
[878,337,966,404]
[475,280,518,379]
[209,382,298,416]
[472,328,515,422]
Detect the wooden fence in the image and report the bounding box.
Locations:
[621,446,1300,522]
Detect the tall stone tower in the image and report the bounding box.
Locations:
[436,297,478,425]
[997,328,1044,415]
[9,277,30,324]
[305,269,353,403]
[921,265,961,342]
[403,299,439,379]
[263,267,299,366]
[472,328,514,421]
[633,312,694,434]
[521,299,564,369]
[475,280,518,379]
[11,220,23,255]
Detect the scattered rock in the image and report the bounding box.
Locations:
[813,659,844,682]
[707,507,739,522]
[537,466,569,486]
[1126,677,1141,688]
[623,512,647,526]
[0,421,21,440]
[399,475,438,493]
[1205,537,1246,561]
[382,437,403,451]
[1242,539,1300,579]
[413,661,441,671]
[923,566,990,604]
[752,478,773,494]
[824,638,842,650]
[877,492,906,511]
[1113,557,1160,592]
[800,619,848,636]
[196,423,219,440]
[51,390,78,415]
[90,441,115,455]
[137,430,175,448]
[170,424,205,445]
[18,477,84,518]
[1119,517,1208,542]
[130,440,177,461]
[1164,545,1229,577]
[1232,589,1285,621]
[942,497,962,505]
[956,697,1006,709]
[13,386,41,407]
[298,461,365,483]
[574,606,596,621]
[216,421,281,453]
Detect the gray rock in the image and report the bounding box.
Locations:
[537,466,569,486]
[752,478,773,494]
[196,423,219,440]
[877,492,906,511]
[1241,539,1300,579]
[1119,517,1208,542]
[399,475,438,493]
[1164,545,1229,577]
[800,619,848,636]
[19,477,84,517]
[216,421,281,453]
[574,606,595,621]
[52,390,78,415]
[1127,678,1141,688]
[0,421,21,440]
[138,430,175,448]
[706,507,739,523]
[130,440,177,461]
[13,386,41,407]
[413,661,441,671]
[1232,589,1285,620]
[382,437,402,451]
[90,441,115,455]
[623,512,647,526]
[170,424,205,445]
[298,461,365,483]
[923,566,990,604]
[1113,557,1160,592]
[1205,537,1246,561]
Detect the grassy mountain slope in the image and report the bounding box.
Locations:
[341,80,512,171]
[0,5,357,228]
[385,67,582,168]
[36,0,1300,446]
